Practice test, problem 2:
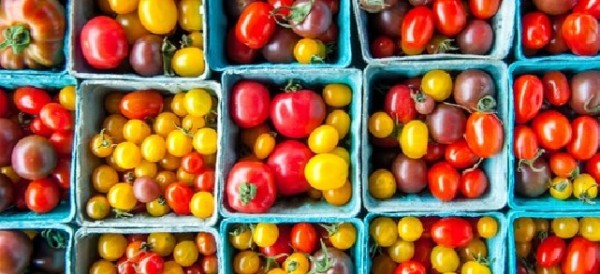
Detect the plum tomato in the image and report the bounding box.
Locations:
[432,0,467,37]
[464,112,504,158]
[522,12,552,50]
[13,87,52,115]
[401,6,434,55]
[235,2,276,49]
[428,162,460,202]
[567,116,599,161]
[514,74,544,124]
[120,90,163,120]
[543,71,571,106]
[469,0,500,20]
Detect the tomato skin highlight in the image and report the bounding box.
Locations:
[567,116,599,161]
[401,6,435,54]
[235,2,276,49]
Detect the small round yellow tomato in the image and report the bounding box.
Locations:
[160,153,181,170]
[421,70,453,101]
[107,183,136,211]
[58,85,76,111]
[102,114,127,142]
[148,232,176,257]
[0,167,19,183]
[253,223,279,248]
[116,12,150,44]
[534,218,550,233]
[171,93,188,116]
[107,154,127,173]
[368,112,395,138]
[123,119,151,144]
[397,217,423,242]
[368,169,397,200]
[113,142,142,169]
[514,218,535,243]
[399,120,428,159]
[241,124,270,148]
[155,171,177,190]
[138,0,177,35]
[458,238,488,261]
[579,217,600,241]
[172,48,206,77]
[229,225,253,250]
[233,251,260,274]
[551,217,579,239]
[573,174,598,201]
[109,0,138,14]
[515,241,531,259]
[304,153,348,191]
[193,127,218,155]
[178,0,203,31]
[431,246,459,273]
[549,177,573,200]
[166,130,193,157]
[173,240,198,267]
[89,131,114,158]
[86,195,111,220]
[326,110,350,139]
[182,115,205,134]
[190,191,214,218]
[163,261,184,274]
[98,233,127,261]
[294,38,326,64]
[134,161,158,178]
[92,165,119,193]
[308,125,339,154]
[141,135,167,163]
[254,133,276,159]
[154,112,181,137]
[283,252,310,274]
[477,217,499,239]
[370,217,398,247]
[330,147,350,164]
[177,168,196,185]
[388,240,414,263]
[185,89,212,119]
[267,268,286,274]
[187,31,204,49]
[329,223,357,250]
[323,84,352,107]
[461,261,491,274]
[147,198,171,217]
[323,180,352,206]
[89,260,117,274]
[104,93,123,114]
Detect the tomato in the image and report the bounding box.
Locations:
[461,261,491,274]
[120,90,163,120]
[514,125,540,161]
[537,236,567,268]
[195,168,215,193]
[369,112,395,138]
[388,239,415,263]
[552,218,580,239]
[306,125,338,154]
[38,102,73,131]
[293,38,326,64]
[98,234,127,261]
[123,119,151,144]
[323,180,352,206]
[146,198,170,217]
[229,225,253,250]
[103,114,127,143]
[327,222,357,250]
[259,225,291,264]
[282,252,309,274]
[325,110,350,139]
[445,139,480,169]
[163,182,193,215]
[368,169,397,200]
[514,218,536,243]
[514,74,544,124]
[179,152,203,175]
[29,117,51,137]
[138,0,177,34]
[190,191,214,218]
[421,70,452,102]
[385,84,417,124]
[138,252,164,274]
[562,13,600,56]
[465,112,504,158]
[172,47,206,77]
[433,0,466,36]
[107,182,136,211]
[469,0,500,20]
[431,245,459,272]
[230,80,270,129]
[116,13,150,45]
[184,89,212,118]
[253,223,279,248]
[52,159,71,189]
[108,0,138,14]
[80,16,129,69]
[163,261,184,274]
[233,250,260,274]
[431,217,473,248]
[394,261,426,274]
[178,0,203,32]
[371,36,395,58]
[543,71,571,106]
[397,217,423,242]
[522,12,552,50]
[140,135,166,163]
[549,153,578,178]
[372,254,397,274]
[50,130,74,155]
[181,115,205,135]
[304,153,349,191]
[226,162,276,213]
[562,236,600,274]
[235,2,275,49]
[370,217,398,247]
[398,120,428,159]
[90,260,117,274]
[323,83,352,107]
[166,130,193,157]
[573,174,598,201]
[574,0,600,19]
[153,112,180,137]
[579,217,600,241]
[147,232,176,257]
[460,168,488,199]
[587,154,600,182]
[172,241,198,268]
[193,128,218,155]
[13,87,52,115]
[113,142,142,169]
[25,178,60,213]
[458,238,487,261]
[86,195,110,220]
[284,223,316,254]
[428,162,460,202]
[532,110,573,150]
[568,116,599,161]
[550,177,573,200]
[401,6,434,55]
[58,85,76,111]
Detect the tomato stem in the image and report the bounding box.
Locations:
[0,24,31,55]
[284,79,303,92]
[272,0,315,28]
[40,229,67,249]
[310,239,334,273]
[583,97,600,114]
[239,182,258,205]
[517,149,545,172]
[476,95,497,113]
[162,37,177,76]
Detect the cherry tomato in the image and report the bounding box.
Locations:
[233,250,260,274]
[368,169,397,200]
[98,234,127,261]
[371,36,395,58]
[562,13,600,56]
[401,6,434,55]
[108,182,136,211]
[431,217,473,248]
[147,232,176,257]
[421,69,452,102]
[304,153,349,191]
[543,71,571,106]
[385,84,417,124]
[190,191,214,219]
[469,0,500,20]
[567,116,599,161]
[29,117,53,137]
[562,236,600,274]
[460,168,488,199]
[80,16,129,69]
[370,217,398,247]
[171,47,206,78]
[433,0,466,36]
[290,223,317,253]
[532,110,573,150]
[573,174,598,201]
[372,254,397,274]
[235,2,275,49]
[514,125,539,161]
[522,12,552,50]
[181,152,204,175]
[477,216,498,238]
[13,87,52,115]
[445,139,480,169]
[431,245,459,272]
[52,159,71,189]
[153,112,180,137]
[195,168,215,192]
[514,218,536,243]
[550,153,579,178]
[465,112,503,158]
[294,38,326,64]
[428,162,460,202]
[394,261,426,274]
[138,252,164,274]
[397,217,423,242]
[368,112,395,139]
[259,224,291,263]
[193,128,218,155]
[514,74,544,124]
[25,178,60,213]
[226,162,276,213]
[322,180,352,206]
[138,0,177,35]
[586,153,600,182]
[50,130,74,156]
[536,236,567,268]
[164,182,194,215]
[230,80,270,129]
[123,119,151,144]
[120,90,163,120]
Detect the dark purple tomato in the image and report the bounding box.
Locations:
[545,15,569,54]
[0,230,32,274]
[310,247,354,274]
[515,158,551,198]
[371,36,396,58]
[360,0,398,13]
[392,154,428,194]
[532,0,576,15]
[0,118,23,166]
[457,20,493,55]
[373,1,409,37]
[11,136,58,181]
[226,29,258,64]
[426,104,467,145]
[291,0,332,38]
[225,0,258,18]
[453,69,496,112]
[372,149,399,169]
[570,71,600,115]
[130,34,163,76]
[262,28,300,64]
[0,174,13,212]
[31,233,66,274]
[133,177,161,203]
[317,23,338,43]
[409,0,432,6]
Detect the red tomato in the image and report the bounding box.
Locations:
[230,80,271,129]
[30,117,53,137]
[514,125,540,161]
[567,116,599,161]
[181,152,204,174]
[401,6,435,55]
[51,159,71,190]
[430,217,473,248]
[0,89,8,118]
[532,110,573,150]
[40,103,73,131]
[118,257,137,274]
[119,90,163,120]
[574,0,600,19]
[469,0,500,20]
[562,13,600,56]
[537,236,567,268]
[385,84,417,124]
[586,153,600,182]
[49,131,74,156]
[80,16,129,69]
[184,264,204,274]
[226,28,258,64]
[394,261,427,274]
[138,252,164,274]
[371,36,396,58]
[420,217,441,239]
[291,223,318,254]
[164,182,194,215]
[562,236,600,274]
[25,178,60,213]
[322,0,340,14]
[226,161,276,213]
[444,139,480,169]
[195,168,215,193]
[522,12,552,50]
[270,89,326,138]
[433,0,467,36]
[543,71,571,106]
[459,168,488,199]
[127,234,147,243]
[514,75,544,124]
[465,112,504,158]
[260,225,292,264]
[428,162,460,202]
[424,142,445,163]
[412,238,433,270]
[235,2,276,49]
[550,153,579,178]
[13,87,52,115]
[268,0,294,16]
[266,140,313,196]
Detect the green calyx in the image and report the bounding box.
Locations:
[0,24,31,54]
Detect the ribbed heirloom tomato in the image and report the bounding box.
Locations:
[226,161,276,213]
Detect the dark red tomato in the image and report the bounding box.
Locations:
[371,135,399,149]
[586,153,600,182]
[456,19,494,55]
[424,142,445,163]
[226,161,276,213]
[290,0,332,39]
[270,89,326,138]
[562,236,600,274]
[532,0,576,15]
[514,74,544,124]
[13,87,52,115]
[119,90,163,120]
[562,13,600,56]
[11,135,58,181]
[49,131,74,156]
[412,238,433,270]
[550,152,579,178]
[522,12,552,50]
[433,0,467,36]
[39,103,73,131]
[181,152,204,174]
[29,117,53,137]
[459,168,488,199]
[543,71,571,106]
[80,16,129,69]
[444,139,480,169]
[567,116,599,161]
[51,159,71,190]
[195,168,215,192]
[291,223,318,254]
[546,15,569,54]
[532,110,573,150]
[514,125,539,161]
[226,29,258,64]
[317,23,338,43]
[465,112,504,159]
[536,236,567,268]
[235,2,276,49]
[266,140,313,196]
[164,182,194,215]
[574,0,600,19]
[184,264,204,274]
[385,84,417,124]
[428,162,460,202]
[322,0,339,14]
[260,225,292,264]
[138,252,164,274]
[268,0,293,16]
[0,89,8,118]
[394,261,426,274]
[25,178,60,213]
[230,80,270,129]
[431,217,473,248]
[469,0,500,20]
[401,6,435,55]
[371,36,396,58]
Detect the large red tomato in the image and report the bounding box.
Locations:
[433,0,467,36]
[230,80,271,129]
[567,116,599,161]
[80,16,129,69]
[430,217,473,248]
[226,161,276,213]
[514,74,544,124]
[266,140,313,196]
[270,89,326,138]
[561,236,600,274]
[385,84,417,124]
[401,6,435,55]
[562,13,600,56]
[235,2,276,49]
[465,112,504,158]
[532,110,573,151]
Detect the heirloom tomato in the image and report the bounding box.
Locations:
[80,16,129,70]
[230,80,270,129]
[226,162,276,213]
[270,89,326,138]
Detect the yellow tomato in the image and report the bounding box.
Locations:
[368,169,397,200]
[267,268,286,274]
[86,195,111,220]
[182,115,205,134]
[171,93,188,116]
[160,153,181,170]
[233,251,260,274]
[190,191,214,218]
[330,147,350,164]
[551,217,579,239]
[173,241,198,267]
[147,198,171,217]
[178,0,203,31]
[549,177,573,200]
[399,120,428,159]
[172,48,206,77]
[229,225,253,250]
[58,85,76,111]
[89,260,117,274]
[515,241,531,259]
[193,127,218,155]
[98,234,127,261]
[253,223,279,248]
[388,240,415,263]
[326,110,351,139]
[323,180,352,206]
[154,112,181,137]
[322,84,352,107]
[573,174,598,201]
[514,217,535,243]
[123,119,151,144]
[421,70,453,101]
[368,112,395,138]
[134,161,158,178]
[103,114,127,142]
[187,31,204,49]
[241,124,270,148]
[308,125,339,153]
[107,183,137,211]
[370,217,398,247]
[329,223,357,250]
[116,12,150,44]
[177,168,196,185]
[304,153,349,190]
[534,218,550,233]
[109,0,138,14]
[458,238,488,261]
[138,0,177,35]
[579,217,600,241]
[254,133,276,159]
[104,93,123,114]
[113,142,142,169]
[431,246,459,273]
[92,165,119,193]
[461,261,491,274]
[294,38,326,64]
[477,217,499,239]
[141,135,167,163]
[155,171,177,190]
[166,130,193,157]
[283,252,310,274]
[397,217,423,242]
[185,89,212,117]
[89,131,114,158]
[163,261,184,274]
[148,232,176,257]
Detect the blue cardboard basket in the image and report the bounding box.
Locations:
[364,212,508,274]
[507,211,600,274]
[353,0,514,64]
[207,0,352,70]
[363,60,509,213]
[220,217,364,274]
[0,221,74,274]
[219,68,362,219]
[74,226,220,274]
[69,0,210,80]
[0,73,77,223]
[75,79,221,227]
[508,60,600,211]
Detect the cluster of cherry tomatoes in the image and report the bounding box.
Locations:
[362,0,501,58]
[227,222,357,274]
[225,0,340,64]
[225,80,354,213]
[367,69,504,202]
[85,89,217,221]
[80,0,205,77]
[514,217,600,274]
[513,70,599,203]
[88,231,217,274]
[369,215,499,274]
[521,0,600,57]
[0,86,75,214]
